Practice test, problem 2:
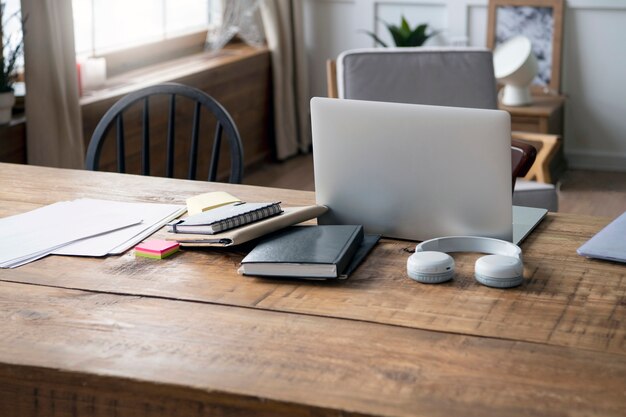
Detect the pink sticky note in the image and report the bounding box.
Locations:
[135,239,179,255]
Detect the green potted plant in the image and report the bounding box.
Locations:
[364,15,438,47]
[0,1,23,124]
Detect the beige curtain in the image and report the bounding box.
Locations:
[260,0,310,160]
[21,0,84,168]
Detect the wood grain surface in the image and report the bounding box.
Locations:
[1,281,624,417]
[498,95,565,118]
[0,163,625,417]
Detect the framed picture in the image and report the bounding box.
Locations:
[487,0,564,94]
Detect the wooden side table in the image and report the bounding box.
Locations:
[499,95,566,183]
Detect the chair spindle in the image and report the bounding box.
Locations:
[116,114,126,173]
[142,97,150,176]
[208,122,223,181]
[166,95,176,177]
[188,101,201,180]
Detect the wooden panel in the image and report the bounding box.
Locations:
[0,116,26,164]
[81,44,272,181]
[0,281,624,417]
[0,164,624,356]
[510,110,563,137]
[499,95,565,123]
[511,116,541,133]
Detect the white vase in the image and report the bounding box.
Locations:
[0,91,16,125]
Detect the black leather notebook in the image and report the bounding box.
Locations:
[240,225,367,279]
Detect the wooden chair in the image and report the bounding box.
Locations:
[85,83,244,184]
[510,140,537,189]
[327,59,560,184]
[511,131,561,183]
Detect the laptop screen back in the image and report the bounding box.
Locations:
[311,97,512,242]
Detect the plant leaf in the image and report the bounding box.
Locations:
[401,16,410,32]
[427,29,440,40]
[409,24,431,46]
[408,24,425,46]
[387,25,407,47]
[361,30,388,48]
[400,16,412,38]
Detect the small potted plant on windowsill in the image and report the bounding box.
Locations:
[0,1,23,125]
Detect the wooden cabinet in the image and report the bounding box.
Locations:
[500,95,565,134]
[499,95,566,182]
[0,116,26,164]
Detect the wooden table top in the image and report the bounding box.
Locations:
[0,163,624,417]
[498,94,566,117]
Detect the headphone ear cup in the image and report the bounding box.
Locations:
[407,251,455,284]
[474,255,523,288]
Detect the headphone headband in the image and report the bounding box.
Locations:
[415,236,522,259]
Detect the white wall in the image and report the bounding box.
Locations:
[302,0,626,172]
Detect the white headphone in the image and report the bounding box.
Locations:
[407,236,524,288]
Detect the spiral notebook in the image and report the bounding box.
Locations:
[168,202,282,235]
[168,205,328,247]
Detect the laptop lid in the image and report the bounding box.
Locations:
[311,97,513,242]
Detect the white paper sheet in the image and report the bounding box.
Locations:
[0,200,143,268]
[54,200,185,256]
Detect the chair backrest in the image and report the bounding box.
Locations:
[328,48,537,189]
[337,48,498,109]
[85,83,244,183]
[511,140,537,184]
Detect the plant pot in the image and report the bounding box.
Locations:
[0,91,16,125]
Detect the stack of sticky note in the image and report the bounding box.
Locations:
[135,240,180,259]
[186,191,241,216]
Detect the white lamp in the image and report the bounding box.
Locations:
[493,36,538,106]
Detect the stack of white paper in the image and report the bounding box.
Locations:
[0,199,185,268]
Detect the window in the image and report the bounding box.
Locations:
[72,0,222,58]
[2,0,24,68]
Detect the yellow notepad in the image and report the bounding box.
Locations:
[186,191,241,216]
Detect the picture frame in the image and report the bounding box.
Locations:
[487,0,564,94]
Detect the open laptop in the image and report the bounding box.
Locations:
[311,97,546,244]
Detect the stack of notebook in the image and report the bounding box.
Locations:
[167,193,329,247]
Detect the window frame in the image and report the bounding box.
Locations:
[73,0,221,77]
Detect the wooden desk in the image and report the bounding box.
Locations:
[0,163,624,417]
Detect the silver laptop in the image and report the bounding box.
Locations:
[311,97,546,243]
